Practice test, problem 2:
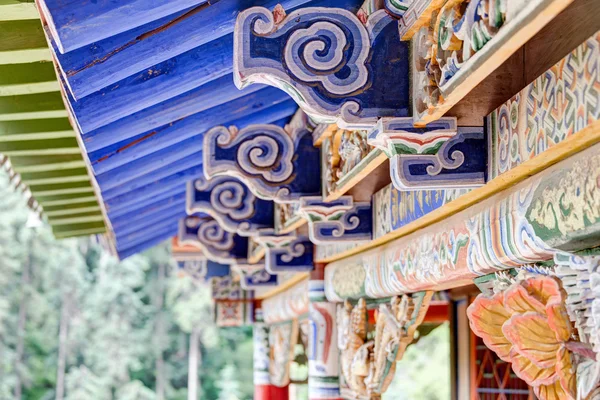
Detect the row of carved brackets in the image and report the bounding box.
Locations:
[233,5,488,192]
[178,215,315,274]
[202,114,375,246]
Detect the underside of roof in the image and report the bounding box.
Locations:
[29,0,363,258]
[0,0,106,238]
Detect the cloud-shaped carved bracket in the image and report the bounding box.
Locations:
[255,235,314,274]
[299,196,372,245]
[234,6,410,129]
[187,175,275,236]
[368,118,487,190]
[178,216,249,265]
[204,123,320,203]
[234,264,279,290]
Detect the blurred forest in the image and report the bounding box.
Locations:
[0,170,254,400]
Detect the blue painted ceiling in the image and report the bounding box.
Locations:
[41,0,362,258]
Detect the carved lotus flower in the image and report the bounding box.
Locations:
[467,276,576,400]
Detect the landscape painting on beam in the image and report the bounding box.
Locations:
[325,143,600,301]
[234,6,410,128]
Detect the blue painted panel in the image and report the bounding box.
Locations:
[95,99,297,190]
[117,219,181,250]
[110,191,186,223]
[117,226,179,258]
[53,0,359,99]
[40,0,206,53]
[82,76,263,152]
[114,207,188,238]
[70,34,234,133]
[101,155,203,200]
[104,165,202,210]
[89,87,291,174]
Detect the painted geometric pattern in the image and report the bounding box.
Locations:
[488,31,600,179]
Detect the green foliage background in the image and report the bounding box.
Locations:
[0,170,254,400]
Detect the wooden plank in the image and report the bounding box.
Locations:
[109,191,185,221]
[8,155,85,172]
[88,88,292,175]
[37,0,206,53]
[413,0,575,125]
[94,100,297,191]
[116,220,180,249]
[0,118,73,141]
[48,212,105,226]
[257,274,309,300]
[51,220,105,236]
[0,136,79,155]
[0,1,38,22]
[36,193,98,206]
[320,119,600,264]
[103,164,203,208]
[44,203,100,217]
[117,229,176,259]
[68,34,234,133]
[0,62,59,96]
[49,0,346,99]
[0,92,68,121]
[113,207,186,238]
[82,75,263,152]
[0,20,52,64]
[324,150,388,202]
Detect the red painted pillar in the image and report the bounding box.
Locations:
[254,384,289,400]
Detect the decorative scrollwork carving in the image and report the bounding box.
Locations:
[234,6,410,128]
[178,216,249,265]
[187,176,275,236]
[299,196,372,244]
[204,123,320,203]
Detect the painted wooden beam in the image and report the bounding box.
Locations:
[0,136,79,155]
[113,204,187,238]
[324,140,600,300]
[116,220,180,251]
[107,188,187,221]
[111,196,186,233]
[68,34,234,133]
[82,75,264,152]
[7,154,85,172]
[88,87,291,174]
[29,180,94,197]
[0,1,39,21]
[0,20,52,64]
[44,203,100,217]
[0,62,59,96]
[0,92,68,121]
[103,163,203,206]
[37,193,98,207]
[37,0,207,54]
[0,118,74,141]
[51,220,105,237]
[100,151,203,201]
[20,167,90,185]
[109,191,185,222]
[47,212,104,226]
[117,230,176,259]
[51,0,347,99]
[95,100,297,191]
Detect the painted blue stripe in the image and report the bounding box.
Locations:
[82,75,264,152]
[96,135,204,191]
[108,189,187,222]
[70,34,234,133]
[117,224,179,257]
[113,205,187,237]
[110,191,186,223]
[101,152,203,200]
[53,0,316,98]
[89,87,291,174]
[104,164,203,209]
[40,0,207,53]
[95,99,298,191]
[118,232,177,259]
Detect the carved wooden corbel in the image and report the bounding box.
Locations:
[186,175,275,236]
[178,215,248,265]
[234,6,410,129]
[233,263,278,290]
[368,117,486,190]
[203,122,321,203]
[299,196,373,245]
[254,234,314,273]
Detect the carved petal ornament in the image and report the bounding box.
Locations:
[467,276,578,400]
